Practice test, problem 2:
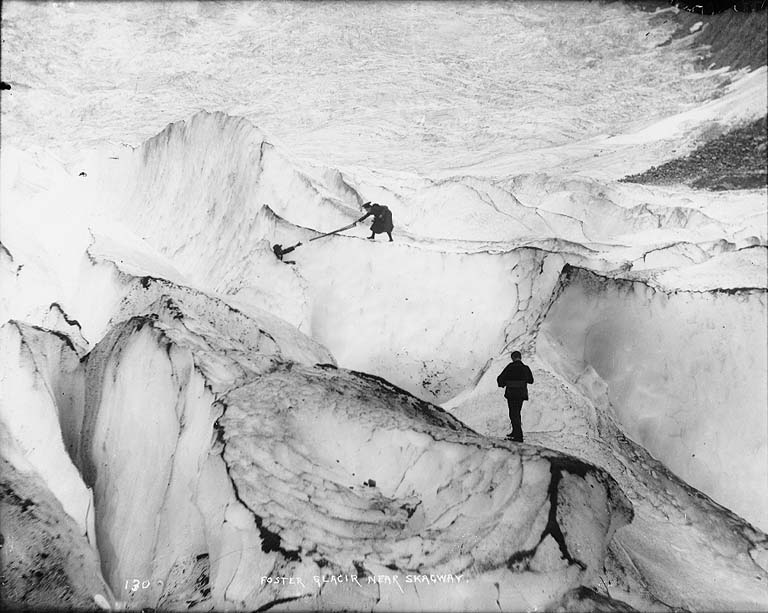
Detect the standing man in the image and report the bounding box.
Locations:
[358,202,394,242]
[496,351,534,442]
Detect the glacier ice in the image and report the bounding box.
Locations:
[1,11,767,608]
[71,286,630,611]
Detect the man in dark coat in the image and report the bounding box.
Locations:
[496,351,534,442]
[358,202,394,241]
[272,242,301,265]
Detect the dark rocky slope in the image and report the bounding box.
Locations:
[622,2,767,190]
[621,115,767,189]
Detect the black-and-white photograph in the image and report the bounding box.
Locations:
[1,1,766,611]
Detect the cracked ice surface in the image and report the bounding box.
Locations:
[448,342,768,612]
[220,364,628,573]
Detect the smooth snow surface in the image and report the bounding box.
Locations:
[1,2,767,612]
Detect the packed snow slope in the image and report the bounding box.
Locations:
[2,2,767,612]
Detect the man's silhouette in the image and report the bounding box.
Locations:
[272,242,301,265]
[358,202,394,241]
[496,351,534,442]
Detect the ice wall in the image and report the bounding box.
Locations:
[86,111,766,412]
[0,322,92,538]
[260,238,576,403]
[0,323,113,610]
[539,264,768,531]
[100,111,364,291]
[2,102,766,612]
